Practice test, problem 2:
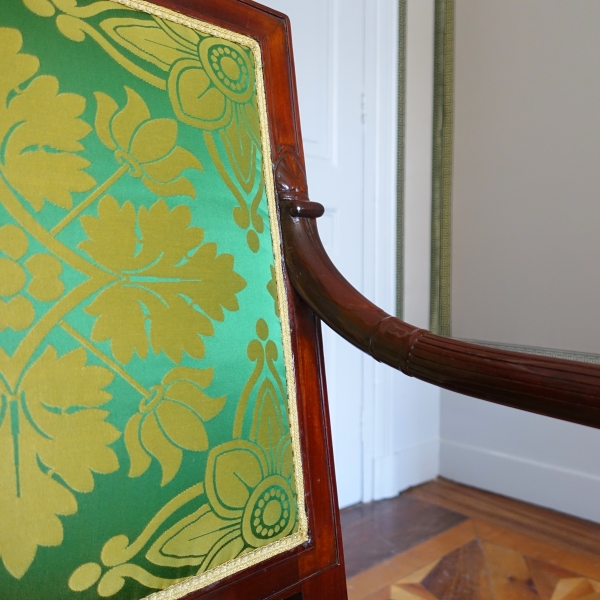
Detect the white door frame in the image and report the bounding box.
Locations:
[361,0,401,502]
[362,0,442,503]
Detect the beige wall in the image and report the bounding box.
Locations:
[451,0,600,354]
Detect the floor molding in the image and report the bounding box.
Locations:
[440,439,600,524]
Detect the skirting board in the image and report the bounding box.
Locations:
[440,439,600,524]
[374,439,440,500]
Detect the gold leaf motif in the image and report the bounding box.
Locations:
[0,224,66,331]
[90,11,258,137]
[0,258,26,297]
[250,381,284,457]
[68,484,206,594]
[0,346,119,578]
[205,440,266,519]
[124,413,151,478]
[173,63,229,127]
[0,28,95,211]
[169,37,255,131]
[146,437,296,573]
[156,402,208,451]
[0,27,39,105]
[80,195,246,364]
[0,296,34,332]
[141,412,183,486]
[166,382,224,421]
[0,225,28,260]
[102,16,196,71]
[158,505,239,566]
[140,323,297,572]
[125,366,225,485]
[23,346,113,409]
[233,320,287,440]
[22,0,56,17]
[94,87,202,198]
[84,285,151,364]
[26,254,64,302]
[69,562,102,592]
[79,195,139,273]
[0,421,77,579]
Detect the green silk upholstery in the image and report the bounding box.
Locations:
[0,0,307,597]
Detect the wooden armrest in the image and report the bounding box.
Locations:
[280,198,600,430]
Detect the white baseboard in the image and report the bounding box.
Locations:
[441,439,600,523]
[373,438,440,500]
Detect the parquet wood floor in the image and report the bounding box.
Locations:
[343,479,600,600]
[341,493,468,577]
[406,479,600,564]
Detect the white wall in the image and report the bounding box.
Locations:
[441,390,600,523]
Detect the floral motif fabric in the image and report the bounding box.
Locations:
[0,1,305,598]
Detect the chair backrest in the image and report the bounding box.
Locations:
[0,0,347,598]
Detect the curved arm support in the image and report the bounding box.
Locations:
[280,198,600,430]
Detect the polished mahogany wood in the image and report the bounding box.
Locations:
[278,197,600,431]
[341,492,467,578]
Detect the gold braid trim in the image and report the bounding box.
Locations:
[144,532,308,600]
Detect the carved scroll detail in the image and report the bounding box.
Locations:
[274,148,309,202]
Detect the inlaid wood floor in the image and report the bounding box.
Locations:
[343,479,600,600]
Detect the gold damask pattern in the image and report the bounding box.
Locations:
[25,0,266,253]
[0,344,119,579]
[0,1,306,598]
[68,321,296,598]
[80,195,245,365]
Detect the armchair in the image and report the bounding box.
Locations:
[1,0,599,599]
